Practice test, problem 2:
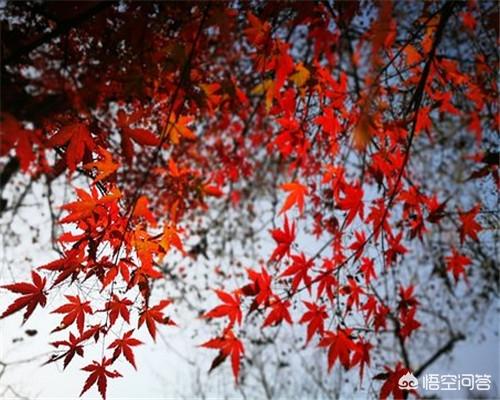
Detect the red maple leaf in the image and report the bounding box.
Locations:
[377,363,415,400]
[315,107,340,136]
[51,295,93,334]
[399,307,421,340]
[269,215,296,262]
[166,113,196,145]
[125,128,160,146]
[47,332,85,369]
[459,205,482,243]
[80,324,105,343]
[299,301,328,344]
[158,223,184,255]
[80,357,122,400]
[425,194,447,224]
[341,277,365,310]
[272,42,294,94]
[201,328,244,381]
[112,259,132,285]
[337,183,364,226]
[46,123,96,171]
[281,252,314,292]
[262,296,292,327]
[108,330,143,369]
[366,199,392,239]
[0,112,39,171]
[385,231,408,265]
[316,258,338,302]
[349,230,366,260]
[361,295,378,323]
[318,328,355,371]
[133,195,157,227]
[241,267,273,311]
[138,299,175,341]
[398,285,419,316]
[200,82,222,112]
[116,109,160,162]
[38,248,85,287]
[244,12,270,46]
[445,247,471,283]
[350,337,372,381]
[0,270,47,323]
[201,184,223,198]
[203,290,242,327]
[279,181,308,215]
[105,295,133,326]
[374,304,390,332]
[359,257,377,285]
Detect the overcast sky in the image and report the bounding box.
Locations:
[0,179,498,400]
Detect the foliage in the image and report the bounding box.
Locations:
[0,1,498,399]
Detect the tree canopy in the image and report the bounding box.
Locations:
[0,1,498,399]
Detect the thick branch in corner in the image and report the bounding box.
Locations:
[414,333,466,377]
[2,2,114,66]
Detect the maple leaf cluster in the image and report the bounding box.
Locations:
[0,1,497,399]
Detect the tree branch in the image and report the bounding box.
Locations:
[3,2,113,66]
[414,333,466,377]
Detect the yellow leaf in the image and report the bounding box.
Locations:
[159,223,185,256]
[251,79,274,112]
[165,114,196,145]
[290,63,310,87]
[251,79,273,96]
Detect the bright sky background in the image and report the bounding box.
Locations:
[0,179,498,400]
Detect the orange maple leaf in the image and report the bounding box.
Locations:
[279,181,308,214]
[158,223,184,256]
[60,186,121,224]
[84,146,119,183]
[165,114,196,144]
[133,195,157,227]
